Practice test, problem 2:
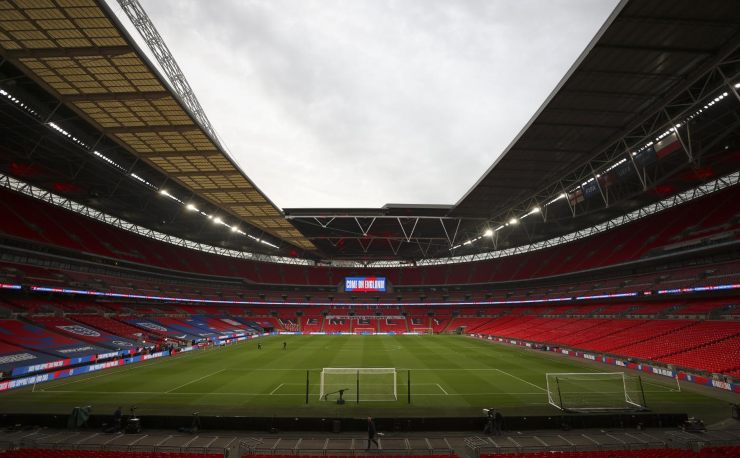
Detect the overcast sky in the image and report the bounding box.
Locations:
[110,0,619,209]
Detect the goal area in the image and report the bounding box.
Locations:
[319,368,397,402]
[354,327,376,335]
[546,372,647,412]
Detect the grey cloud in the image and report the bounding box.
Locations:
[129,0,619,208]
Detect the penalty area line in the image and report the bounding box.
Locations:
[166,368,226,393]
[436,383,449,395]
[494,368,547,392]
[269,383,285,395]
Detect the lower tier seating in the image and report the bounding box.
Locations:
[0,449,222,458]
[481,445,740,457]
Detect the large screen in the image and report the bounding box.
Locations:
[344,277,387,292]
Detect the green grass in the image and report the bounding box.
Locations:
[0,335,732,421]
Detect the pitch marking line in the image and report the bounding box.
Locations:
[269,383,285,395]
[39,347,217,390]
[40,389,550,396]
[436,383,449,395]
[494,368,547,392]
[642,379,679,392]
[166,368,226,393]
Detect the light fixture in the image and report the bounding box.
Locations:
[484,228,494,237]
[231,226,239,232]
[213,217,222,224]
[186,203,198,212]
[509,217,518,225]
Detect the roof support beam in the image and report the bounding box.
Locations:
[167,171,244,178]
[595,43,713,55]
[63,91,171,102]
[106,124,198,134]
[140,150,223,158]
[3,46,132,59]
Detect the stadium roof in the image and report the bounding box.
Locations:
[1,0,739,262]
[0,0,314,251]
[452,0,740,219]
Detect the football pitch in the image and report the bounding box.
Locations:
[0,335,732,421]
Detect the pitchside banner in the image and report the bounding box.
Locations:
[344,277,387,292]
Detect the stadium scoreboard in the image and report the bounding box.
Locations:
[344,276,386,292]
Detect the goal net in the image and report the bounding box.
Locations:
[413,328,434,335]
[354,327,376,335]
[546,372,647,412]
[319,368,397,402]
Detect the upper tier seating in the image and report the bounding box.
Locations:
[1,183,739,286]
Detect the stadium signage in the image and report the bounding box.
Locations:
[326,315,403,320]
[0,353,38,364]
[57,346,95,354]
[344,277,386,292]
[0,283,22,290]
[136,322,168,332]
[58,325,101,337]
[111,341,134,347]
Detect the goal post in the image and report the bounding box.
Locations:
[413,327,434,335]
[319,368,397,402]
[545,372,647,412]
[354,327,376,335]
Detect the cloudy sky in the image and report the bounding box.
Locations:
[109,0,619,209]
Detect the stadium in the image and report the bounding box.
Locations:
[0,0,739,457]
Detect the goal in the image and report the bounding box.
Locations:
[319,368,397,402]
[545,372,647,412]
[354,327,376,335]
[413,328,434,335]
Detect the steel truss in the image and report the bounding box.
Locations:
[113,0,227,154]
[292,215,465,255]
[334,171,739,268]
[1,170,735,269]
[0,173,312,266]
[473,42,740,238]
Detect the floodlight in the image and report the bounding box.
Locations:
[214,217,222,224]
[509,217,518,225]
[231,226,239,232]
[484,229,494,237]
[186,204,198,212]
[159,189,168,195]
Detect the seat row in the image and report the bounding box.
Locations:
[0,449,222,458]
[480,444,740,457]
